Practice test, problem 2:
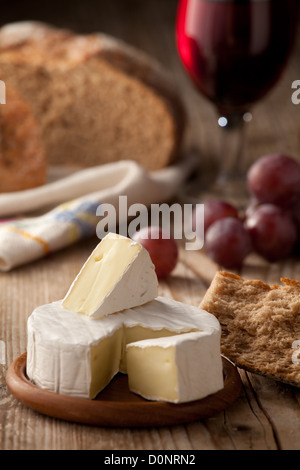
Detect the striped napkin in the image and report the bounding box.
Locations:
[0,155,197,271]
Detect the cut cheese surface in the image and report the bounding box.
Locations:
[62,233,158,318]
[126,332,224,403]
[90,328,123,400]
[127,340,178,402]
[27,297,223,401]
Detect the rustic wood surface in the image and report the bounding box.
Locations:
[1,0,300,451]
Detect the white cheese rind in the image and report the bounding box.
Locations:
[62,233,158,318]
[26,301,123,398]
[26,297,223,401]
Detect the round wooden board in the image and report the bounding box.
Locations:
[6,353,242,427]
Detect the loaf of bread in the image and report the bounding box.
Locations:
[0,21,186,170]
[0,84,46,192]
[200,271,300,387]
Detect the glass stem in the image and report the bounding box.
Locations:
[207,111,252,207]
[216,112,249,186]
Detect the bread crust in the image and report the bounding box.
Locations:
[200,271,300,387]
[0,84,46,192]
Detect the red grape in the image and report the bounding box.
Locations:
[131,226,178,279]
[193,199,239,234]
[245,204,297,261]
[205,217,252,269]
[247,154,300,207]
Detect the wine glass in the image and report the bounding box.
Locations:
[176,0,298,203]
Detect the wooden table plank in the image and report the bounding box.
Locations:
[0,0,299,451]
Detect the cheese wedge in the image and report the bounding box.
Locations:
[126,332,224,403]
[26,297,223,401]
[62,233,158,318]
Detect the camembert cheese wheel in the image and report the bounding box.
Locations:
[26,233,224,404]
[26,297,224,402]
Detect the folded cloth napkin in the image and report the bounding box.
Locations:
[0,154,197,271]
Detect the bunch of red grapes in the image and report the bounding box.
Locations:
[133,154,300,277]
[193,154,300,269]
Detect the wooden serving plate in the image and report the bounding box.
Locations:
[6,353,242,427]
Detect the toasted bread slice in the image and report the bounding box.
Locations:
[200,271,300,386]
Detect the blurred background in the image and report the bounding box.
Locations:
[1,0,300,174]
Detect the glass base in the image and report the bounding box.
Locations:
[178,166,249,211]
[205,173,250,209]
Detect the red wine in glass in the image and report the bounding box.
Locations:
[176,0,298,198]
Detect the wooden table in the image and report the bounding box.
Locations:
[1,0,300,451]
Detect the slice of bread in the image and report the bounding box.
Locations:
[0,21,186,170]
[0,84,46,192]
[200,271,300,387]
